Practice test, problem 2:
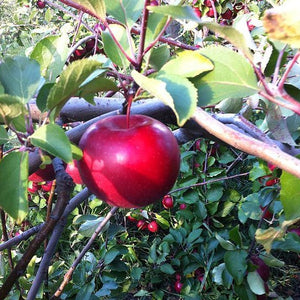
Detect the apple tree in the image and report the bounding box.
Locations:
[0,0,300,299]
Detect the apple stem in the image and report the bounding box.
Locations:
[126,90,135,128]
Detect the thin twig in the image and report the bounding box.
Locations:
[52,206,119,299]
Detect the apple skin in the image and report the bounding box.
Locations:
[162,195,174,209]
[66,160,83,185]
[78,115,180,208]
[148,221,159,232]
[28,164,55,182]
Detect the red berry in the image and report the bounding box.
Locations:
[206,7,215,18]
[36,0,45,9]
[203,0,216,7]
[174,281,183,293]
[127,215,138,223]
[147,221,159,233]
[29,164,55,183]
[193,7,202,18]
[41,181,53,192]
[78,115,180,208]
[74,49,86,59]
[179,203,187,210]
[66,160,83,185]
[221,9,233,20]
[28,182,39,193]
[162,195,174,209]
[137,220,147,230]
[265,178,279,186]
[267,163,277,172]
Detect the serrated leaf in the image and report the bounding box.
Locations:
[70,0,106,20]
[145,13,168,48]
[199,22,253,59]
[79,217,108,237]
[0,57,41,103]
[263,0,300,48]
[224,250,247,285]
[192,46,258,106]
[102,24,134,68]
[0,151,28,223]
[30,124,73,163]
[160,50,214,77]
[46,59,103,116]
[132,70,197,126]
[147,5,200,22]
[0,95,26,124]
[104,0,144,28]
[280,170,300,220]
[78,77,118,101]
[30,35,70,82]
[247,272,265,295]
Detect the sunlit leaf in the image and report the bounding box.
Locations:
[160,50,214,78]
[30,124,73,163]
[0,57,41,103]
[192,46,258,106]
[0,151,28,223]
[280,170,300,220]
[0,95,26,124]
[263,0,300,48]
[30,35,70,82]
[69,0,106,20]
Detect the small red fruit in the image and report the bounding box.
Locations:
[179,203,187,210]
[174,281,183,293]
[74,49,86,59]
[265,178,279,186]
[193,7,202,18]
[36,0,45,9]
[29,164,55,183]
[28,182,40,193]
[41,181,53,192]
[162,195,174,209]
[137,220,147,230]
[78,115,180,208]
[221,9,234,20]
[206,7,215,18]
[267,163,277,172]
[66,160,83,185]
[147,221,159,233]
[203,0,216,7]
[127,215,138,223]
[260,206,273,220]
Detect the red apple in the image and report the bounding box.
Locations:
[265,178,279,186]
[250,256,270,282]
[203,0,216,7]
[66,160,83,185]
[174,281,183,293]
[29,164,55,182]
[78,115,180,208]
[162,195,174,209]
[148,221,159,232]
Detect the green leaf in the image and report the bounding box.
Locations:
[0,126,9,145]
[192,46,258,106]
[200,22,253,58]
[255,227,286,253]
[0,56,41,103]
[71,144,83,160]
[30,35,69,82]
[132,70,197,126]
[71,0,106,20]
[46,59,103,116]
[147,5,200,22]
[145,13,168,48]
[224,250,247,285]
[104,0,144,28]
[229,225,242,247]
[159,50,214,78]
[272,232,300,253]
[30,124,73,163]
[159,263,175,274]
[75,279,95,300]
[280,170,300,220]
[36,83,55,112]
[104,248,120,265]
[78,217,109,237]
[78,76,118,101]
[215,233,236,251]
[0,95,26,124]
[102,24,134,68]
[247,271,266,295]
[0,152,28,223]
[148,45,170,71]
